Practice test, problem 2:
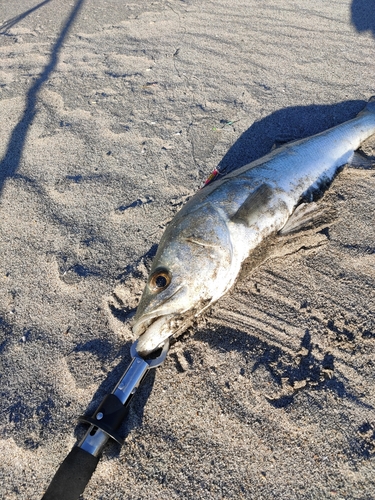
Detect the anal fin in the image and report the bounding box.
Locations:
[348,151,375,169]
[279,201,336,236]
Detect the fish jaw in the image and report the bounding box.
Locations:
[132,282,192,355]
[134,301,210,356]
[133,313,175,355]
[133,280,213,356]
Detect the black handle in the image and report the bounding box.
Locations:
[41,446,99,500]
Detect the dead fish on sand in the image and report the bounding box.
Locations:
[133,98,375,355]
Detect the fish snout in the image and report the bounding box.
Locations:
[133,313,175,355]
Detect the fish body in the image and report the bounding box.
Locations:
[133,98,375,355]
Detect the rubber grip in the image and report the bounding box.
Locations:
[41,446,99,500]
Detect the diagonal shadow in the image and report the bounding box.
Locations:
[215,99,366,177]
[0,0,54,34]
[0,0,85,197]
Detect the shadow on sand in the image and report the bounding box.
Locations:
[351,0,375,38]
[216,99,367,176]
[0,0,85,196]
[0,0,54,34]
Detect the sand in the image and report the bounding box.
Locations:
[0,0,374,498]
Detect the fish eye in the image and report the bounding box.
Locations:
[149,268,171,292]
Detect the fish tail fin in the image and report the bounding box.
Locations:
[350,97,375,169]
[362,96,375,114]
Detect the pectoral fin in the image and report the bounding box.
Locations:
[231,183,273,226]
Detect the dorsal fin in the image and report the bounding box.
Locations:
[231,183,273,226]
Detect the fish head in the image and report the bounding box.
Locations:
[133,203,233,355]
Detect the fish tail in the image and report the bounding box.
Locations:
[363,96,375,114]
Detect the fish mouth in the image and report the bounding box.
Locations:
[133,313,175,355]
[133,311,194,356]
[132,286,187,354]
[132,311,172,338]
[133,293,214,356]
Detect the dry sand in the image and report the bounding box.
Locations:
[0,0,375,498]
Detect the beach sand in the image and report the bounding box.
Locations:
[0,0,374,498]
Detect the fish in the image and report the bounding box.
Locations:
[132,98,375,355]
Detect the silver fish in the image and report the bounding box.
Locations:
[133,98,375,355]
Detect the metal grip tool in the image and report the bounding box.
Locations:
[42,339,169,500]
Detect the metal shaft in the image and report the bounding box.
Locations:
[78,339,169,457]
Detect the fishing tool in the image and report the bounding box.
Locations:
[42,339,169,500]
